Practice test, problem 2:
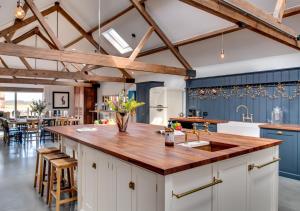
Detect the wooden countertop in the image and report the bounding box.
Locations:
[46,123,281,175]
[260,124,300,132]
[170,117,227,124]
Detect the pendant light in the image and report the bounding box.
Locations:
[15,0,26,20]
[220,33,225,59]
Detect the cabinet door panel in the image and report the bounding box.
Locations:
[168,164,213,211]
[82,147,98,211]
[213,156,247,211]
[115,159,132,211]
[98,153,115,211]
[262,130,297,175]
[248,147,278,211]
[132,166,157,211]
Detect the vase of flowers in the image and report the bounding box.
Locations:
[107,90,144,132]
[30,100,47,117]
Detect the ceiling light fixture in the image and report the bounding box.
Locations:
[15,0,26,20]
[220,33,225,60]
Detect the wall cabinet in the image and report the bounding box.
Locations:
[261,128,300,180]
[79,144,278,211]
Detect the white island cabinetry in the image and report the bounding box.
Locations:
[73,142,279,211]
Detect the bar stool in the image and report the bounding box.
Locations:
[34,147,61,191]
[48,158,77,211]
[40,152,70,203]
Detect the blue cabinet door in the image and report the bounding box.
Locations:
[261,129,298,179]
[196,123,217,132]
[298,133,300,176]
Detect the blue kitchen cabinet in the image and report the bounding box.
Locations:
[196,123,217,132]
[261,129,299,180]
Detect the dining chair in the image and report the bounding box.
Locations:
[40,119,56,143]
[0,118,22,144]
[26,120,40,142]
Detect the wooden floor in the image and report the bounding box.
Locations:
[0,135,299,211]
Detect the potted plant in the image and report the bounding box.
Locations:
[107,90,144,132]
[30,99,47,118]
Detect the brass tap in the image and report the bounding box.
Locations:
[201,122,212,135]
[184,122,211,142]
[185,123,200,142]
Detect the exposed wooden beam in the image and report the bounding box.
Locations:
[19,57,33,70]
[26,0,82,74]
[36,30,57,49]
[0,43,194,76]
[0,78,93,87]
[180,0,300,50]
[0,57,17,79]
[0,67,134,83]
[57,4,132,79]
[273,0,287,23]
[57,4,99,49]
[4,36,33,71]
[223,0,296,37]
[25,0,63,49]
[0,57,9,68]
[138,25,240,57]
[129,27,154,60]
[11,27,39,44]
[283,5,300,18]
[131,0,192,70]
[0,5,57,38]
[138,5,300,58]
[0,87,44,92]
[64,5,135,49]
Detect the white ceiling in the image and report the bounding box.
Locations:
[0,0,299,79]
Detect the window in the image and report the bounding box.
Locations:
[0,91,43,118]
[0,92,16,118]
[17,92,43,117]
[102,28,133,54]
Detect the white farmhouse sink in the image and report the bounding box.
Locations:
[178,141,210,148]
[217,121,263,137]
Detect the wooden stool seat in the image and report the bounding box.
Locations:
[34,147,60,190]
[37,147,60,154]
[51,158,77,168]
[48,158,77,211]
[43,153,69,161]
[41,152,69,203]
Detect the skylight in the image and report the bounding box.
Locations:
[102,29,133,54]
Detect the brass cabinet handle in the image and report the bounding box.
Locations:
[129,181,135,190]
[92,163,97,169]
[172,177,223,199]
[276,131,283,135]
[248,157,280,171]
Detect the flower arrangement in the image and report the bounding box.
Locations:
[106,90,144,132]
[30,99,47,117]
[106,90,145,115]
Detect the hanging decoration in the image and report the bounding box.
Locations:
[188,81,300,101]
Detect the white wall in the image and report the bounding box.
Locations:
[43,85,75,116]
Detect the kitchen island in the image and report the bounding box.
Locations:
[47,123,282,211]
